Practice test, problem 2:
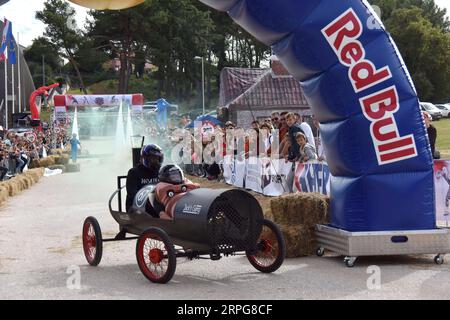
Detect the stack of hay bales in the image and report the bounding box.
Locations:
[29,154,69,169]
[0,168,45,205]
[270,193,330,258]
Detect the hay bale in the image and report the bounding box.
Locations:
[29,158,41,169]
[55,154,69,165]
[65,163,80,172]
[14,176,27,190]
[19,175,33,189]
[51,149,64,156]
[38,156,56,168]
[279,224,316,258]
[0,185,9,203]
[24,168,45,183]
[271,193,330,227]
[1,179,21,196]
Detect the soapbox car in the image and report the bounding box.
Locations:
[82,176,286,283]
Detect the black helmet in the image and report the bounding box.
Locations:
[141,144,164,170]
[159,164,184,185]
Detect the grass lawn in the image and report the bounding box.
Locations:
[433,117,450,159]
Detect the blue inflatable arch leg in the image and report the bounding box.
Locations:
[200,0,435,231]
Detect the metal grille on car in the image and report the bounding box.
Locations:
[207,195,260,252]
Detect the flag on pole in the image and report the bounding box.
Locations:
[0,18,15,64]
[0,19,10,61]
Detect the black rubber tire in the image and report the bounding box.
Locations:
[136,227,177,284]
[316,247,325,257]
[246,219,286,273]
[434,255,444,265]
[82,216,103,266]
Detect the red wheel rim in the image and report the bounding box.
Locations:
[137,233,170,281]
[149,248,164,264]
[83,222,97,263]
[249,225,279,268]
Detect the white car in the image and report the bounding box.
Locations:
[436,104,450,118]
[420,102,443,121]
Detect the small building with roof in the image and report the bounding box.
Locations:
[217,57,311,128]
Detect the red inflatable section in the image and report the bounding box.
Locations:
[29,83,60,120]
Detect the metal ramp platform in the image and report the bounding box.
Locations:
[315,224,450,267]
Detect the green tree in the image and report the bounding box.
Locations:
[24,37,62,87]
[36,0,87,93]
[372,0,449,30]
[88,0,215,102]
[371,0,450,101]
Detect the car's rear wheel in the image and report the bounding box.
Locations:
[246,219,285,273]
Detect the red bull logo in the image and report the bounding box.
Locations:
[322,8,417,165]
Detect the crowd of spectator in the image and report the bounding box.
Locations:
[0,124,69,181]
[168,111,326,181]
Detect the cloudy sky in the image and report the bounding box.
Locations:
[0,0,449,47]
[0,0,90,46]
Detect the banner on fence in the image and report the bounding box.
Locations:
[293,162,331,195]
[223,155,245,188]
[261,158,294,196]
[246,157,263,193]
[434,160,450,224]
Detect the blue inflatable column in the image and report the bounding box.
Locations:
[200,0,435,231]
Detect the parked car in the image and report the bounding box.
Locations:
[436,104,450,118]
[420,102,443,121]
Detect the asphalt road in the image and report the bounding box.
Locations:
[1,137,450,300]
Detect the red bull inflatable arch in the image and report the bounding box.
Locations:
[200,0,435,232]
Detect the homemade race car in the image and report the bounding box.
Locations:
[82,176,286,283]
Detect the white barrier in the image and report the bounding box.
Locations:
[222,157,331,197]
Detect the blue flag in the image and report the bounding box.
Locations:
[6,20,15,64]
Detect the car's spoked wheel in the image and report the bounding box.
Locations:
[82,216,103,266]
[246,219,285,273]
[136,228,176,284]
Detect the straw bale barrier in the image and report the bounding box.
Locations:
[270,192,331,258]
[55,154,69,165]
[0,168,45,204]
[271,192,330,227]
[29,155,69,169]
[279,225,317,258]
[0,185,9,203]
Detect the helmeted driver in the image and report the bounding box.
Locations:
[125,144,164,213]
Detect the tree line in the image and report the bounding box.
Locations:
[24,0,449,109]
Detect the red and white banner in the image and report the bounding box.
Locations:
[54,94,144,111]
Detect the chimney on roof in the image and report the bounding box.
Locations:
[270,55,290,76]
